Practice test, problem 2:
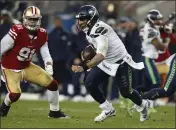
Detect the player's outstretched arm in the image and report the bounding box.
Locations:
[40,42,53,75]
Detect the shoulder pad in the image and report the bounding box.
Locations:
[39,28,48,42]
[11,24,24,32]
[90,26,108,38]
[95,26,108,35]
[39,28,47,33]
[148,29,158,38]
[8,24,23,40]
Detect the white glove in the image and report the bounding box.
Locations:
[45,64,53,75]
[164,25,172,34]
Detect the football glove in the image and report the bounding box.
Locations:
[45,64,53,76]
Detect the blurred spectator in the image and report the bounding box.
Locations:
[48,15,72,97]
[124,18,143,89]
[125,18,142,62]
[116,17,131,42]
[64,1,82,14]
[13,2,28,22]
[0,1,15,11]
[69,24,89,100]
[106,18,117,30]
[0,10,13,40]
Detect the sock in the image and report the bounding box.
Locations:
[135,99,147,112]
[4,93,11,106]
[142,88,167,100]
[46,90,59,111]
[129,89,142,106]
[99,100,113,111]
[4,93,21,106]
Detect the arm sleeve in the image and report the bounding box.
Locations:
[94,35,108,57]
[1,34,15,56]
[40,42,53,65]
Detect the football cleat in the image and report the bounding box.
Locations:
[0,101,11,117]
[140,100,150,122]
[48,110,70,119]
[131,100,150,122]
[94,108,116,123]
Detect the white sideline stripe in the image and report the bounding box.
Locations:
[32,6,35,15]
[10,29,17,36]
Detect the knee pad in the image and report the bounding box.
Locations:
[9,93,21,102]
[120,88,131,98]
[46,79,58,91]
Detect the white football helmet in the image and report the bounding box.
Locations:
[23,6,42,31]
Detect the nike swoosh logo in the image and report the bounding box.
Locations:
[105,110,115,116]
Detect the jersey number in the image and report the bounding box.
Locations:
[17,47,36,61]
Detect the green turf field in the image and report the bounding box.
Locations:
[1,100,175,128]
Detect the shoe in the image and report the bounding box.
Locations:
[94,108,116,122]
[48,110,70,119]
[0,101,11,117]
[140,100,150,122]
[131,100,150,122]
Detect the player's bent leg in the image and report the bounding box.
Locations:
[46,79,70,119]
[85,67,116,122]
[23,62,69,119]
[144,57,161,90]
[117,63,149,122]
[23,63,53,86]
[0,68,22,117]
[142,57,176,100]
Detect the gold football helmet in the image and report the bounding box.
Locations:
[23,6,42,31]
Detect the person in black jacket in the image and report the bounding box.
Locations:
[124,18,144,89]
[48,16,72,96]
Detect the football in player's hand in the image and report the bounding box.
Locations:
[81,45,96,62]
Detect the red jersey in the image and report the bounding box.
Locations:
[155,31,171,63]
[1,24,48,69]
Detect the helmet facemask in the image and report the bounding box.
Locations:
[23,6,42,31]
[23,17,41,31]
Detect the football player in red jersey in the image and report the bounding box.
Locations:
[0,6,69,118]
